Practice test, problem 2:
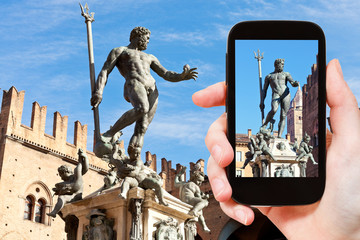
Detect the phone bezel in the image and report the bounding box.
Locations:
[226,21,326,206]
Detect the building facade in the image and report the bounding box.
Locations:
[287,86,303,143]
[235,130,253,178]
[0,87,283,240]
[0,87,109,240]
[302,57,319,177]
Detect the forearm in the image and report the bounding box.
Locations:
[163,70,184,82]
[94,71,108,95]
[81,156,89,175]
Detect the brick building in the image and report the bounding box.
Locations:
[0,87,108,240]
[235,130,253,178]
[287,86,303,143]
[302,57,319,177]
[0,86,283,240]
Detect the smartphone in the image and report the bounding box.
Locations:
[226,21,326,205]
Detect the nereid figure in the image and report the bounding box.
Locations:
[175,165,210,232]
[48,149,89,218]
[295,133,318,165]
[109,142,168,206]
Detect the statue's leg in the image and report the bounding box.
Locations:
[241,158,251,169]
[250,152,259,162]
[309,154,318,164]
[188,198,208,216]
[140,178,168,206]
[47,195,68,217]
[198,213,211,232]
[104,82,149,140]
[263,98,279,127]
[296,152,305,161]
[129,89,159,150]
[278,93,291,137]
[120,177,138,199]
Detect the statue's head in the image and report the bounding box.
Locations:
[274,58,284,72]
[58,165,73,180]
[128,146,141,160]
[304,132,311,143]
[256,133,264,140]
[130,27,151,51]
[104,170,117,188]
[190,170,205,185]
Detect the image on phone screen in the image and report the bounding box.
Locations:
[235,40,319,178]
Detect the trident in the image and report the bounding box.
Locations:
[80,3,101,143]
[254,49,264,125]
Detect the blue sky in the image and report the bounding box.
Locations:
[0,0,359,174]
[236,40,318,135]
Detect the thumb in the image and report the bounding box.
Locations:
[326,59,360,138]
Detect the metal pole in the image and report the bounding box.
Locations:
[254,49,264,124]
[80,3,101,142]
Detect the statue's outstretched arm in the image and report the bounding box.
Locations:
[174,166,187,187]
[286,72,299,87]
[79,150,89,175]
[150,55,197,82]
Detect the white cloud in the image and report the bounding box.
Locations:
[147,109,222,146]
[155,31,208,46]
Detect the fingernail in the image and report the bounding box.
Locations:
[212,178,224,198]
[235,208,248,225]
[211,145,223,165]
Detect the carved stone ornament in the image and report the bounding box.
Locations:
[129,198,143,240]
[184,218,197,240]
[153,217,183,240]
[82,209,115,240]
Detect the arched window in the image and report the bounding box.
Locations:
[24,196,34,220]
[35,199,45,223]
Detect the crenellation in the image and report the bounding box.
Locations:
[161,157,168,172]
[30,102,47,136]
[145,151,157,171]
[189,162,195,172]
[0,87,25,136]
[53,111,68,144]
[0,86,109,172]
[74,121,87,150]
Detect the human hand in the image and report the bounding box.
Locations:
[181,64,198,81]
[91,91,102,109]
[192,59,360,239]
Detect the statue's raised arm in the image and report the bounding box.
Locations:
[150,56,198,82]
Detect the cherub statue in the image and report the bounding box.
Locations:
[109,140,168,205]
[241,141,255,169]
[174,164,210,232]
[295,132,318,165]
[47,149,89,218]
[103,169,118,190]
[250,133,276,162]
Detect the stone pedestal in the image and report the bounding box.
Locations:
[61,187,194,240]
[251,138,303,177]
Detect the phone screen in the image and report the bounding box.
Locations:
[234,40,319,178]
